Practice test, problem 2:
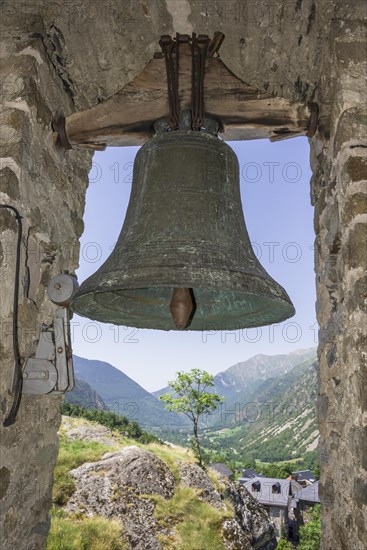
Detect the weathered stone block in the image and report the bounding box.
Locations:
[343,223,367,269]
[342,156,367,184]
[0,166,20,199]
[356,365,367,413]
[346,275,367,313]
[335,40,367,66]
[334,106,367,156]
[0,210,18,233]
[342,191,367,226]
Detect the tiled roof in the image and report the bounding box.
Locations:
[292,481,320,505]
[242,467,259,478]
[292,469,316,482]
[242,477,302,507]
[208,462,234,477]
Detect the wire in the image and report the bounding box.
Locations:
[0,204,23,427]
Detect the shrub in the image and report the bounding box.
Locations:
[276,538,294,549]
[298,505,321,550]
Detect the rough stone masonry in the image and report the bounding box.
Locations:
[0,1,366,549]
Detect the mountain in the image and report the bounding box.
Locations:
[201,356,319,463]
[72,356,188,429]
[71,349,318,460]
[154,348,316,427]
[152,348,318,462]
[212,348,316,404]
[65,378,107,410]
[153,349,316,402]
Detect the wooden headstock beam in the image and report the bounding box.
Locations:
[55,40,317,151]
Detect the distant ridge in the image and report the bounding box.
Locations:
[72,355,188,429]
[152,348,318,453]
[71,348,318,456]
[65,378,107,410]
[201,355,319,463]
[153,348,317,404]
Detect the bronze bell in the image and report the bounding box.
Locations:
[71,112,295,330]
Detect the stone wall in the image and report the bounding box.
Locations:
[0,23,92,550]
[311,18,367,550]
[0,1,366,549]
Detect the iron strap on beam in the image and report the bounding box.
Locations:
[159,34,181,130]
[191,33,210,131]
[160,32,211,132]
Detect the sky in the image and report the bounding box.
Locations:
[71,137,317,392]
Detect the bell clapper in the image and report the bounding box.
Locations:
[170,288,195,329]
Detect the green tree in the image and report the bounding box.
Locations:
[276,539,294,550]
[160,369,223,468]
[260,462,293,479]
[243,459,257,470]
[298,504,321,550]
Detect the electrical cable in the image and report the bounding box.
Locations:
[0,204,23,427]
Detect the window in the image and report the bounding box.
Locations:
[252,481,261,492]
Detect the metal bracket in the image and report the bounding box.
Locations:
[22,273,78,396]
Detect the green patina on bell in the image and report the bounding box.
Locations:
[71,113,295,330]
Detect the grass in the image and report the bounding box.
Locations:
[206,468,227,493]
[255,457,304,467]
[149,486,234,550]
[53,436,111,505]
[47,508,127,550]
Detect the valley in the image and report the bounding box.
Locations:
[68,348,319,468]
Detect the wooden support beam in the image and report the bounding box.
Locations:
[57,44,317,150]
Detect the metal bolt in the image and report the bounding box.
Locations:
[57,347,63,353]
[54,283,61,290]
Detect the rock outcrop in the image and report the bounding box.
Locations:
[223,480,278,550]
[66,446,175,549]
[178,462,277,549]
[178,462,223,509]
[65,445,276,550]
[62,417,119,448]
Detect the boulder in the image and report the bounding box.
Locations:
[223,480,277,550]
[222,518,253,549]
[66,446,175,549]
[63,421,119,447]
[178,462,223,509]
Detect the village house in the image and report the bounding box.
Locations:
[240,467,265,480]
[290,469,317,487]
[207,462,234,480]
[241,476,302,538]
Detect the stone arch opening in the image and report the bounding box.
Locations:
[0,3,366,549]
